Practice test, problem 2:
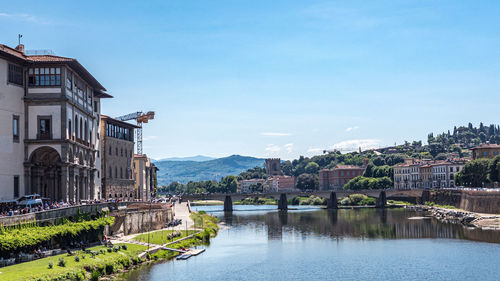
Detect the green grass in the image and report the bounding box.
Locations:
[0,243,147,281]
[425,202,458,209]
[388,200,415,206]
[133,230,198,245]
[234,197,277,205]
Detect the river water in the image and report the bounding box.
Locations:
[123,206,500,281]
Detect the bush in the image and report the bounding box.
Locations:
[48,262,53,269]
[58,258,66,267]
[74,256,80,262]
[91,270,101,281]
[121,244,128,250]
[105,263,114,274]
[113,246,120,252]
[107,248,112,253]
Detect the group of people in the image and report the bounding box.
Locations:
[0,201,75,217]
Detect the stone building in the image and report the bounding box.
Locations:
[133,154,159,201]
[471,144,500,159]
[265,158,282,176]
[393,159,467,189]
[0,43,111,202]
[319,165,366,190]
[100,115,138,201]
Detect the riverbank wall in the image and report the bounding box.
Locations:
[109,204,173,236]
[426,190,500,214]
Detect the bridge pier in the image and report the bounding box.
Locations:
[327,191,338,209]
[376,191,387,208]
[421,190,430,204]
[278,193,288,211]
[224,195,233,212]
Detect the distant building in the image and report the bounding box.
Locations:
[265,158,282,176]
[267,176,296,192]
[393,159,467,189]
[319,160,367,190]
[471,144,500,159]
[100,115,138,201]
[133,154,158,201]
[238,179,266,193]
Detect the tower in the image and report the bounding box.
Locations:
[265,158,282,176]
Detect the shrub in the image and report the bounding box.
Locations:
[58,258,66,267]
[105,263,114,274]
[113,246,120,252]
[48,262,53,269]
[121,244,128,250]
[107,248,112,253]
[91,270,101,281]
[74,255,80,262]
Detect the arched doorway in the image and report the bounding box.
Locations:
[29,146,62,202]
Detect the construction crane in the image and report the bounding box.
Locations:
[115,111,155,155]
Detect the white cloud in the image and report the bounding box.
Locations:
[260,132,292,137]
[265,144,281,152]
[330,139,381,152]
[284,143,294,153]
[0,13,49,24]
[346,126,359,132]
[142,135,159,141]
[307,147,323,153]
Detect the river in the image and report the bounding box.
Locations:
[123,206,500,281]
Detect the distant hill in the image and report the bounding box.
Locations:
[155,155,215,162]
[155,155,265,185]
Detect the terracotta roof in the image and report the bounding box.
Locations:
[335,165,364,170]
[0,43,107,92]
[26,55,73,62]
[471,144,500,150]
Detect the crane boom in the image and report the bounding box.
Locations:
[115,111,155,154]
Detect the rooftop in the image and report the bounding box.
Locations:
[471,143,500,150]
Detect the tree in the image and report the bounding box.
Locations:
[219,175,238,193]
[372,156,385,166]
[489,156,500,183]
[304,162,320,174]
[363,163,374,177]
[296,174,318,191]
[455,159,490,187]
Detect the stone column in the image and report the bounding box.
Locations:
[327,191,338,209]
[376,191,387,208]
[60,165,69,202]
[24,164,32,196]
[278,193,288,211]
[224,195,233,212]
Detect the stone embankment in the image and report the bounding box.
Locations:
[408,205,500,230]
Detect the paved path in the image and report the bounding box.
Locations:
[173,202,195,230]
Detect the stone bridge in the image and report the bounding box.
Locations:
[181,189,428,211]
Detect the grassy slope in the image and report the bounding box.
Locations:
[133,230,198,245]
[0,244,146,281]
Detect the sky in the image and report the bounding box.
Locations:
[1,0,500,160]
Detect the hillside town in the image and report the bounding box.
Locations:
[0,42,159,208]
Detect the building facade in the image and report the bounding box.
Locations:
[319,164,366,190]
[393,159,466,189]
[100,115,138,201]
[471,144,500,160]
[133,154,158,201]
[0,43,111,202]
[265,158,282,176]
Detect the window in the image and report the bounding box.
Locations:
[68,120,72,139]
[115,167,117,178]
[94,101,98,113]
[28,67,61,86]
[13,176,19,198]
[8,64,23,86]
[120,167,123,178]
[108,167,112,179]
[116,147,118,156]
[38,117,51,140]
[13,115,19,142]
[121,148,123,157]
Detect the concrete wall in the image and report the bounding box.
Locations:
[0,58,25,200]
[459,191,500,214]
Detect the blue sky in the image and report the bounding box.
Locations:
[1,1,500,160]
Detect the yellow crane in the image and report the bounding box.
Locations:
[115,111,155,154]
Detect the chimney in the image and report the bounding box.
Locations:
[15,44,24,53]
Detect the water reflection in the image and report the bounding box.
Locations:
[220,208,500,243]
